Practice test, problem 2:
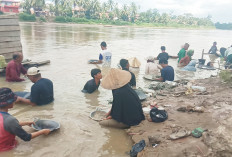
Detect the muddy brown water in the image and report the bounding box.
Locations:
[1,22,232,157]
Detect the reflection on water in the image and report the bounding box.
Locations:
[1,22,232,157]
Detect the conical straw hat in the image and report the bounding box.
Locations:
[101,68,131,90]
[128,57,141,68]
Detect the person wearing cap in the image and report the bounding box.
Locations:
[178,49,194,67]
[99,69,145,129]
[16,67,54,106]
[157,46,169,61]
[155,59,174,82]
[82,68,102,94]
[120,59,136,88]
[145,56,161,75]
[178,43,189,63]
[0,88,51,152]
[6,52,27,82]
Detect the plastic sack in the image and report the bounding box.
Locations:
[150,107,168,123]
[130,140,146,157]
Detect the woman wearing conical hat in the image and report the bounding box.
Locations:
[99,69,145,128]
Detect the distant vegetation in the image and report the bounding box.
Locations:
[19,13,36,22]
[215,22,232,30]
[0,11,3,15]
[19,0,215,28]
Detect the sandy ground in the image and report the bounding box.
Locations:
[127,77,232,157]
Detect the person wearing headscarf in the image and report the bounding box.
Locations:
[99,69,145,129]
[181,60,197,72]
[0,88,50,152]
[145,56,161,75]
[179,49,194,67]
[178,43,189,63]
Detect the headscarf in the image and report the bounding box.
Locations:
[0,88,17,107]
[187,50,194,57]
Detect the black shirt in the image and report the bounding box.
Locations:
[30,78,54,106]
[111,84,145,126]
[161,66,174,82]
[157,52,169,61]
[122,68,136,87]
[82,79,100,94]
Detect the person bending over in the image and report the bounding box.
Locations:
[82,68,102,94]
[0,88,50,152]
[16,67,54,106]
[99,69,145,129]
[178,43,189,63]
[155,59,174,82]
[6,52,27,82]
[179,49,194,67]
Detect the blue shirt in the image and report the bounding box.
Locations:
[161,66,174,82]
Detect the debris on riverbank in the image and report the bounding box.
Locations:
[127,77,232,157]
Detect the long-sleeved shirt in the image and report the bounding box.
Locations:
[145,62,160,75]
[6,60,27,82]
[0,112,31,152]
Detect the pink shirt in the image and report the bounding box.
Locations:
[6,60,27,82]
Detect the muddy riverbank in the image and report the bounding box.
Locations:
[128,77,232,157]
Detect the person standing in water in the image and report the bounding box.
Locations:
[178,43,189,63]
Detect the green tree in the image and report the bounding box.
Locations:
[130,2,138,22]
[120,4,129,21]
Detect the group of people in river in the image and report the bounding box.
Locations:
[1,40,232,152]
[0,53,54,151]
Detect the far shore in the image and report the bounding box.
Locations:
[19,21,216,30]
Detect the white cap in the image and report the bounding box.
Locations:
[27,67,40,76]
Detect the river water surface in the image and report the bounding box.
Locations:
[1,23,232,157]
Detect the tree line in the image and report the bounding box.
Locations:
[21,0,214,27]
[215,22,232,30]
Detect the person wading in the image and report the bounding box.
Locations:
[16,67,54,106]
[6,52,27,82]
[0,88,50,152]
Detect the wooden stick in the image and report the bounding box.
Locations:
[201,49,204,59]
[195,145,205,156]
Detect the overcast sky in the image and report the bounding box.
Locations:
[100,0,232,23]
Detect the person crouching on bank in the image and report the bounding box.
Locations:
[99,68,145,129]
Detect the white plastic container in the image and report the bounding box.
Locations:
[191,86,206,92]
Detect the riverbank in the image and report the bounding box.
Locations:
[17,13,215,30]
[127,77,232,157]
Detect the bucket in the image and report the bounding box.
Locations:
[198,59,205,65]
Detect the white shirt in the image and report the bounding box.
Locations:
[145,62,160,75]
[101,50,112,67]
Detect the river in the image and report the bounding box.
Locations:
[1,22,232,157]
